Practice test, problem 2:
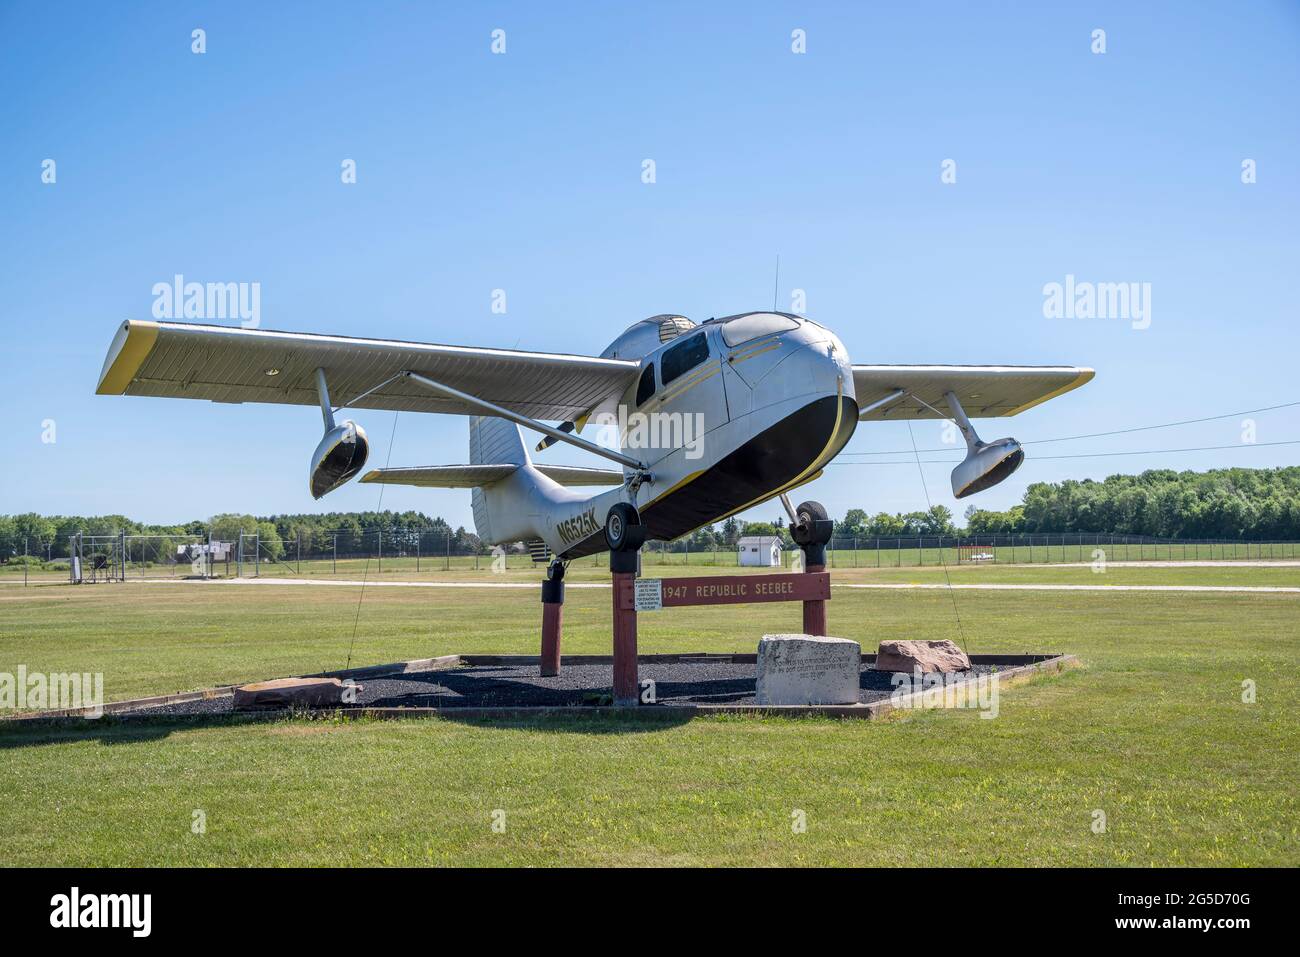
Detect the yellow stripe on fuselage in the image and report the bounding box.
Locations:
[656,367,718,406]
[727,337,783,363]
[642,468,707,508]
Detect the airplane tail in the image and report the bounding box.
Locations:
[468,416,622,561]
[362,416,620,559]
[469,416,529,546]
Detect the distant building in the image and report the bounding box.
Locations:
[737,535,782,567]
[177,541,233,562]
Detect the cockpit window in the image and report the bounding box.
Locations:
[660,333,710,386]
[720,313,800,347]
[636,363,656,406]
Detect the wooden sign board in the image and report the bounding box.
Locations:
[633,578,663,611]
[618,572,831,611]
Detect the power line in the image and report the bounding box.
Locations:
[346,411,400,670]
[905,420,968,654]
[839,399,1300,456]
[829,439,1300,466]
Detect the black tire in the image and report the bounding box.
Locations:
[604,502,642,552]
[793,500,831,547]
[796,500,829,527]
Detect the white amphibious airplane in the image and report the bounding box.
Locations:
[97,313,1092,563]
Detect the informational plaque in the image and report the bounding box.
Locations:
[618,572,830,610]
[633,577,664,611]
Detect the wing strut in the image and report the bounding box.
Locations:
[314,368,336,430]
[857,388,906,420]
[399,370,649,472]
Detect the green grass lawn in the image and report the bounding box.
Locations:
[1,571,1296,866]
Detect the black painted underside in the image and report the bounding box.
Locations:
[562,394,858,560]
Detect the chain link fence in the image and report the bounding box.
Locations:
[4,528,1298,584]
[123,534,227,579]
[819,533,1300,568]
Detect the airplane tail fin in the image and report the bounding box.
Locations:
[469,416,529,546]
[467,415,620,561]
[470,414,530,468]
[364,416,611,560]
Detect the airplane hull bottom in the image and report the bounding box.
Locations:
[561,394,859,560]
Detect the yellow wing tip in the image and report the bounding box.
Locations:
[97,320,160,395]
[1004,367,1096,416]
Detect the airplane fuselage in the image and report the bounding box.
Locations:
[533,313,859,559]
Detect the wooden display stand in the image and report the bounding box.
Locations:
[540,536,833,707]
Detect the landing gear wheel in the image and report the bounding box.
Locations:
[604,502,645,552]
[792,500,833,546]
[542,559,567,604]
[796,500,829,527]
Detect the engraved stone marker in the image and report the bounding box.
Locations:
[755,634,861,705]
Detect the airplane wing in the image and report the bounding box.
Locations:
[361,464,624,488]
[96,320,640,422]
[852,365,1094,420]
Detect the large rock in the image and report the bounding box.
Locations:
[755,634,861,705]
[233,676,361,711]
[875,639,970,673]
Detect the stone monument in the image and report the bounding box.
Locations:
[755,634,861,705]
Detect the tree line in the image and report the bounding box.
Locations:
[0,510,478,562]
[5,466,1299,563]
[962,467,1300,540]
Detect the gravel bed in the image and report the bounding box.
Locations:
[136,661,1008,716]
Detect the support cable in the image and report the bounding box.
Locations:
[346,411,400,670]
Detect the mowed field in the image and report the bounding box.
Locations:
[1,562,1297,867]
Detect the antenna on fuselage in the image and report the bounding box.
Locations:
[772,254,780,311]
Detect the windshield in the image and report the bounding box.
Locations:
[720,313,800,348]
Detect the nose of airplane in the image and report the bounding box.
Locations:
[713,316,859,476]
[741,322,855,409]
[818,326,856,401]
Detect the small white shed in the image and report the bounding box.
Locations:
[177,541,233,561]
[737,536,783,567]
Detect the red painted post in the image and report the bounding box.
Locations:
[540,565,565,677]
[802,562,827,636]
[794,529,832,636]
[611,569,638,705]
[540,601,562,676]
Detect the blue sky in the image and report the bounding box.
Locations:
[3,1,1298,529]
